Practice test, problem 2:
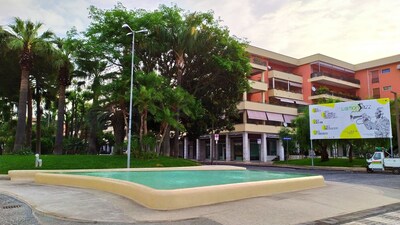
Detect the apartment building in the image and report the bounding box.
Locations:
[182,45,400,162]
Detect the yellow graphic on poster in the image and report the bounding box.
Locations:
[340,124,362,139]
[309,98,392,140]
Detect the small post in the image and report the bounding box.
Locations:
[286,139,289,162]
[310,140,314,167]
[391,91,399,157]
[35,154,42,167]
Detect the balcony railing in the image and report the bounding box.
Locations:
[311,72,360,85]
[312,89,360,100]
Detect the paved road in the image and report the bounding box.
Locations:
[243,165,400,225]
[343,210,400,225]
[244,165,400,190]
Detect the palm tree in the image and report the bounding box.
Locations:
[5,18,54,152]
[73,38,109,154]
[53,37,74,155]
[133,71,164,150]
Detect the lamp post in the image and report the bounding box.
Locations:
[391,91,400,157]
[122,24,148,168]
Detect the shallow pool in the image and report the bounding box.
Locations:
[64,170,313,190]
[32,166,325,210]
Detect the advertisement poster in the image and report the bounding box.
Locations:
[309,98,392,140]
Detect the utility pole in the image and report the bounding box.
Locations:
[391,91,400,157]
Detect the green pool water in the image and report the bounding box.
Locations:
[63,170,314,190]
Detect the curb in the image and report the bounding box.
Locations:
[0,175,10,180]
[301,202,400,225]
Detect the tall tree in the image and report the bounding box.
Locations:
[132,71,202,153]
[83,4,249,156]
[5,18,54,152]
[73,36,110,154]
[30,53,58,154]
[149,5,250,154]
[53,37,74,155]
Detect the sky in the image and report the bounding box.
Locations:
[1,0,400,64]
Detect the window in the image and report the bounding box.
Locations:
[383,86,392,91]
[373,88,380,99]
[373,153,382,160]
[381,68,390,74]
[370,70,379,83]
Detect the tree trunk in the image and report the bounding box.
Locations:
[173,129,179,157]
[162,126,171,156]
[157,123,169,155]
[25,85,32,148]
[88,125,97,155]
[88,108,98,155]
[13,69,29,152]
[35,92,42,154]
[54,85,66,155]
[348,144,353,163]
[111,109,125,155]
[64,115,69,140]
[320,145,329,162]
[172,53,184,157]
[70,98,75,137]
[139,110,145,151]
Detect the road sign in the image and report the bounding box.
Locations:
[214,134,219,141]
[283,137,292,140]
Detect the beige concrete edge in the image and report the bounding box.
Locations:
[8,165,245,181]
[0,174,10,180]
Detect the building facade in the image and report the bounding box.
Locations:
[183,45,400,162]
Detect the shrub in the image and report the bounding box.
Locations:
[63,137,88,154]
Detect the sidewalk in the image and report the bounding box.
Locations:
[1,177,400,224]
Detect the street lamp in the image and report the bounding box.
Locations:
[391,91,400,157]
[122,23,148,168]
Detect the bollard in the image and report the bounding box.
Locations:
[35,154,42,167]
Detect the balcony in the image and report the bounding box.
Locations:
[309,88,360,102]
[237,101,298,115]
[250,63,268,75]
[268,70,303,83]
[233,123,281,134]
[268,89,303,101]
[248,80,268,93]
[309,72,360,89]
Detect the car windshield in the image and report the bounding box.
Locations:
[373,153,382,160]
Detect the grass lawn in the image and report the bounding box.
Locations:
[0,155,200,174]
[273,157,367,167]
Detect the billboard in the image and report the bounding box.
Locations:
[309,98,392,140]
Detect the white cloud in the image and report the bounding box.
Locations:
[1,0,400,63]
[250,0,400,63]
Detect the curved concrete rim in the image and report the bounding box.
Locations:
[32,167,325,210]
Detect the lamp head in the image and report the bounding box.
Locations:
[122,23,133,32]
[136,29,149,34]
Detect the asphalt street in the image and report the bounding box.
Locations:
[244,165,400,190]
